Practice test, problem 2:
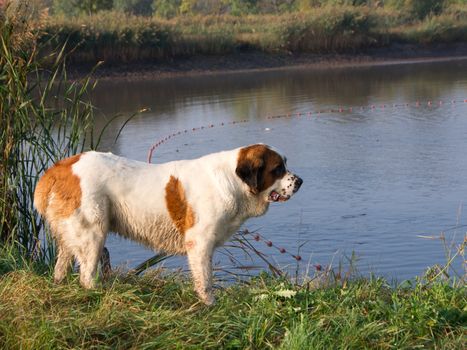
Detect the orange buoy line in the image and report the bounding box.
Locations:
[147,98,467,163]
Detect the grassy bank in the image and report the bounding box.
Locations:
[0,251,465,349]
[36,5,467,65]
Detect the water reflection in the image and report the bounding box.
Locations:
[93,59,466,116]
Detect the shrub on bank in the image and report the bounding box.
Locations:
[264,7,375,53]
[40,12,174,63]
[388,8,467,44]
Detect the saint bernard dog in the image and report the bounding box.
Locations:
[34,144,303,304]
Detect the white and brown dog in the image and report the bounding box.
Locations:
[34,144,302,304]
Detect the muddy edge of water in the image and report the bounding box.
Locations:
[68,43,467,81]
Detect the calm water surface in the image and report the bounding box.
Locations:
[91,59,467,281]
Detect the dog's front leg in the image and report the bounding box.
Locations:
[186,236,215,305]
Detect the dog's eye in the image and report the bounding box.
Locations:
[272,165,285,176]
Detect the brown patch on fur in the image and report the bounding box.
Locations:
[165,176,195,234]
[34,154,82,219]
[236,144,286,194]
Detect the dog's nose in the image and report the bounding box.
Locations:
[294,176,303,191]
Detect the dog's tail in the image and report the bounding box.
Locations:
[34,171,54,217]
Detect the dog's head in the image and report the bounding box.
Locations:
[235,144,303,202]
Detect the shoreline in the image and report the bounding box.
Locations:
[69,43,467,81]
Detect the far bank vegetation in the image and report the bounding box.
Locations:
[2,0,467,64]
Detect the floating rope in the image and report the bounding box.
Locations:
[147,98,467,163]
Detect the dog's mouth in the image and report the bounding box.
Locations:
[268,190,290,202]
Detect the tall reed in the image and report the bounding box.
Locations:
[0,3,97,262]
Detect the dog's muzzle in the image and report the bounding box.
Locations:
[268,174,303,202]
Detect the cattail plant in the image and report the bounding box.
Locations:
[0,2,97,263]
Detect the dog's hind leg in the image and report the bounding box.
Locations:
[63,211,108,289]
[54,243,74,284]
[69,225,106,289]
[73,234,105,289]
[69,197,110,289]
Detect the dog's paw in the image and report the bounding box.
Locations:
[202,294,216,306]
[197,290,215,305]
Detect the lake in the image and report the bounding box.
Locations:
[91,59,467,281]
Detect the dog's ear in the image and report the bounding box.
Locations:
[235,157,263,195]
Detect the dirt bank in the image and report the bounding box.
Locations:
[69,43,467,81]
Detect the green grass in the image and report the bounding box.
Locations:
[0,250,465,349]
[35,5,467,65]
